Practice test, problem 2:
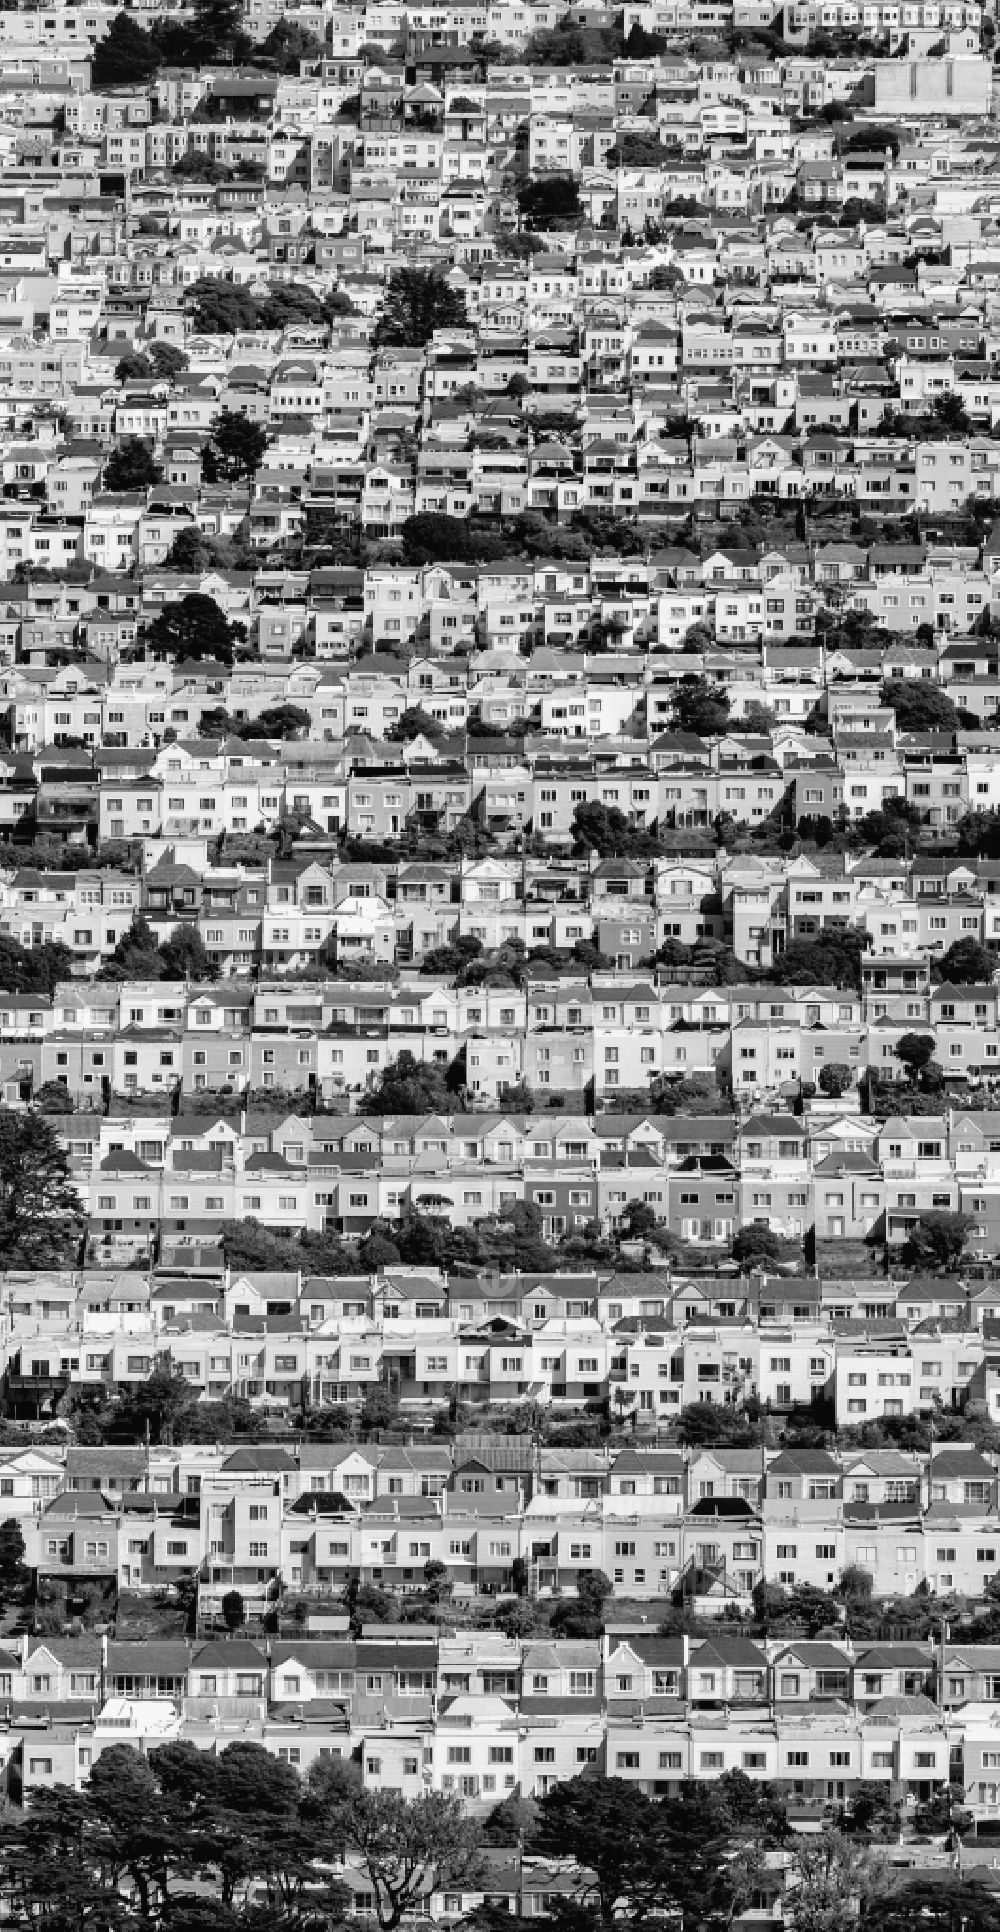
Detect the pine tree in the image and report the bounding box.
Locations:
[0,1520,28,1606]
[92,10,161,84]
[0,1111,85,1268]
[374,268,468,348]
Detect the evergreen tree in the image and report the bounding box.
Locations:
[159,925,218,981]
[144,593,247,667]
[91,10,160,84]
[374,268,468,349]
[0,1111,85,1268]
[102,914,164,981]
[0,1519,28,1605]
[102,438,160,492]
[203,411,270,485]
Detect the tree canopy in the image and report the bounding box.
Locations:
[258,17,322,65]
[364,1050,464,1115]
[880,678,959,734]
[374,268,468,349]
[91,10,160,84]
[0,934,74,997]
[902,1209,972,1271]
[342,1788,484,1930]
[732,1224,782,1268]
[202,409,270,485]
[769,927,867,991]
[670,674,731,737]
[516,173,583,227]
[936,936,997,984]
[187,281,342,337]
[102,438,160,493]
[533,1773,786,1930]
[0,1109,85,1269]
[144,593,247,667]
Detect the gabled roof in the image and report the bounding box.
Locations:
[192,1639,268,1667]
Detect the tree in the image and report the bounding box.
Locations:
[470,1199,553,1275]
[202,411,269,499]
[902,1210,972,1272]
[237,705,312,742]
[92,9,160,83]
[534,1779,664,1924]
[0,1736,357,1932]
[894,1032,937,1082]
[0,934,74,997]
[115,352,153,383]
[374,269,468,349]
[516,173,582,228]
[422,1558,452,1605]
[343,1581,395,1635]
[359,1385,394,1434]
[479,1794,532,1850]
[365,1050,462,1115]
[1,1785,127,1927]
[742,700,777,733]
[322,288,358,320]
[103,912,164,980]
[149,342,188,379]
[535,1776,769,1930]
[144,593,246,667]
[103,438,160,492]
[165,528,250,575]
[783,1581,841,1638]
[172,0,251,64]
[549,1569,612,1638]
[571,800,658,859]
[733,1224,781,1268]
[221,1589,245,1633]
[358,1230,402,1272]
[621,1199,658,1238]
[671,675,731,737]
[159,925,218,982]
[655,1074,732,1116]
[493,1598,539,1639]
[172,150,231,183]
[115,1365,198,1444]
[344,1789,485,1930]
[678,1404,763,1447]
[386,704,447,742]
[854,795,923,858]
[259,17,322,65]
[32,1080,75,1114]
[186,280,262,335]
[611,130,670,168]
[624,18,668,48]
[880,679,959,734]
[838,1563,874,1603]
[0,1519,28,1606]
[0,1110,85,1268]
[783,1831,885,1932]
[398,512,507,567]
[396,1212,450,1268]
[770,929,867,992]
[818,1063,855,1098]
[937,936,997,984]
[880,1877,1000,1932]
